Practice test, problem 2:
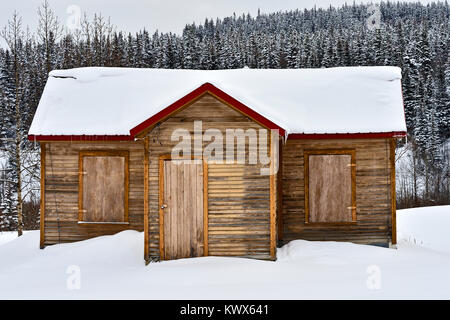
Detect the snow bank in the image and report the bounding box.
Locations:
[0,232,18,247]
[1,206,449,299]
[28,66,406,136]
[277,239,395,264]
[398,205,450,254]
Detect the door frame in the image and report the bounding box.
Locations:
[158,154,209,260]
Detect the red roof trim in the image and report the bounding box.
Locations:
[129,82,287,137]
[28,131,407,142]
[288,132,407,139]
[27,134,134,142]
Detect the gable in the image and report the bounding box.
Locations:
[151,93,265,131]
[146,93,269,154]
[170,93,255,123]
[130,83,286,138]
[137,92,267,139]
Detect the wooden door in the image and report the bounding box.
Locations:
[162,160,204,260]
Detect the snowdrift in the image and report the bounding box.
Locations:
[0,206,449,299]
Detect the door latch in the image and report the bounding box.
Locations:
[161,204,168,209]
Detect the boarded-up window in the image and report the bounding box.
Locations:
[305,150,356,223]
[79,151,129,223]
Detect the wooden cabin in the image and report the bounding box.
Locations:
[28,67,407,263]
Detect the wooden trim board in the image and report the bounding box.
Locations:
[269,171,276,259]
[277,137,283,242]
[158,157,165,260]
[269,132,277,260]
[144,137,150,262]
[203,159,209,256]
[40,142,46,249]
[390,138,397,245]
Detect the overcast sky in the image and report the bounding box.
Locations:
[0,0,433,44]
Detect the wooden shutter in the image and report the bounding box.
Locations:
[305,150,356,223]
[79,151,129,223]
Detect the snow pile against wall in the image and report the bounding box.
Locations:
[28,66,406,137]
[398,205,450,254]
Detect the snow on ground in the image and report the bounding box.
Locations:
[0,232,18,247]
[0,206,449,299]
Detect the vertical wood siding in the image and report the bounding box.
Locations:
[43,142,144,245]
[281,138,393,246]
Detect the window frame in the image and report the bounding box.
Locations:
[304,149,356,225]
[78,150,130,225]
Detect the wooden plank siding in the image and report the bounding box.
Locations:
[147,93,273,261]
[280,138,394,246]
[39,95,396,259]
[42,141,145,245]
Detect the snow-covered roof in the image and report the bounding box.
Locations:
[28,66,406,138]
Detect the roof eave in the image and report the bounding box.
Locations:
[288,132,407,139]
[27,134,134,142]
